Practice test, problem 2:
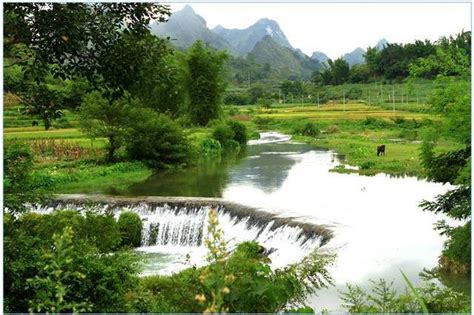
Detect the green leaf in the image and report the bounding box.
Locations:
[400,270,429,313]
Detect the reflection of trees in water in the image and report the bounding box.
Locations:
[122,143,317,196]
[231,143,311,193]
[125,160,234,197]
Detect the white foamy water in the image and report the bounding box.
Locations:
[134,204,324,274]
[248,131,292,145]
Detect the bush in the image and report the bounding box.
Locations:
[257,97,273,108]
[253,116,273,129]
[360,161,376,170]
[4,141,44,213]
[212,122,234,147]
[126,210,335,313]
[340,277,470,313]
[364,117,390,128]
[198,138,222,158]
[293,121,320,137]
[224,92,250,105]
[346,87,363,100]
[117,211,143,248]
[228,120,248,145]
[212,120,248,152]
[5,212,140,312]
[126,109,191,169]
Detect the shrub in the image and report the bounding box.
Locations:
[212,120,248,152]
[127,210,335,313]
[224,93,249,105]
[80,212,122,252]
[360,161,376,170]
[4,141,44,213]
[228,120,248,145]
[198,138,222,158]
[212,122,235,147]
[346,87,363,100]
[5,212,140,313]
[126,109,191,169]
[117,211,143,248]
[340,277,470,313]
[257,97,273,108]
[253,116,273,129]
[293,121,320,137]
[364,116,390,128]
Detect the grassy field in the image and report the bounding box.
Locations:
[228,101,455,177]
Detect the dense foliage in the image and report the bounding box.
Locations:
[340,277,470,313]
[125,109,191,168]
[416,42,471,273]
[118,212,143,248]
[212,120,248,153]
[4,210,141,312]
[187,41,228,126]
[3,142,45,213]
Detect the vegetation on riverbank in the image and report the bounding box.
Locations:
[3,3,470,313]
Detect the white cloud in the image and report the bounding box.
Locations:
[167,3,471,58]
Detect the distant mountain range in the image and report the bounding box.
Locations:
[151,5,388,78]
[213,18,292,55]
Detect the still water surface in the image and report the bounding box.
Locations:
[104,134,466,311]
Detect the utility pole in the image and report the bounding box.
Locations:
[317,92,320,108]
[343,91,346,112]
[392,86,395,113]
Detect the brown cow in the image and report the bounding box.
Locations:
[377,145,386,156]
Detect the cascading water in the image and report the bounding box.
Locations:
[248,131,292,145]
[37,196,333,275]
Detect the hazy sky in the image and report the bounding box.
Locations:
[169,3,471,58]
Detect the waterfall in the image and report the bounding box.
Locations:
[37,195,333,273]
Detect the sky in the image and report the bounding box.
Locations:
[169,3,471,58]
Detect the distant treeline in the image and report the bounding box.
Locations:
[312,31,471,86]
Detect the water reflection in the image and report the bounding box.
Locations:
[125,159,233,197]
[124,143,310,196]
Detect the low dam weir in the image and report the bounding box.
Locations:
[41,194,334,271]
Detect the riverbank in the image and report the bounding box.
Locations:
[237,102,456,177]
[4,99,457,192]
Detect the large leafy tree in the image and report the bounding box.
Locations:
[4,3,170,89]
[4,3,172,130]
[186,41,228,126]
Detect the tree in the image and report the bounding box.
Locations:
[78,92,132,161]
[331,58,350,85]
[125,109,191,168]
[186,41,228,126]
[410,31,471,79]
[18,84,62,130]
[132,50,187,116]
[4,3,170,90]
[3,142,45,213]
[418,77,470,273]
[349,64,370,83]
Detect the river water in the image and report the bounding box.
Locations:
[97,132,465,311]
